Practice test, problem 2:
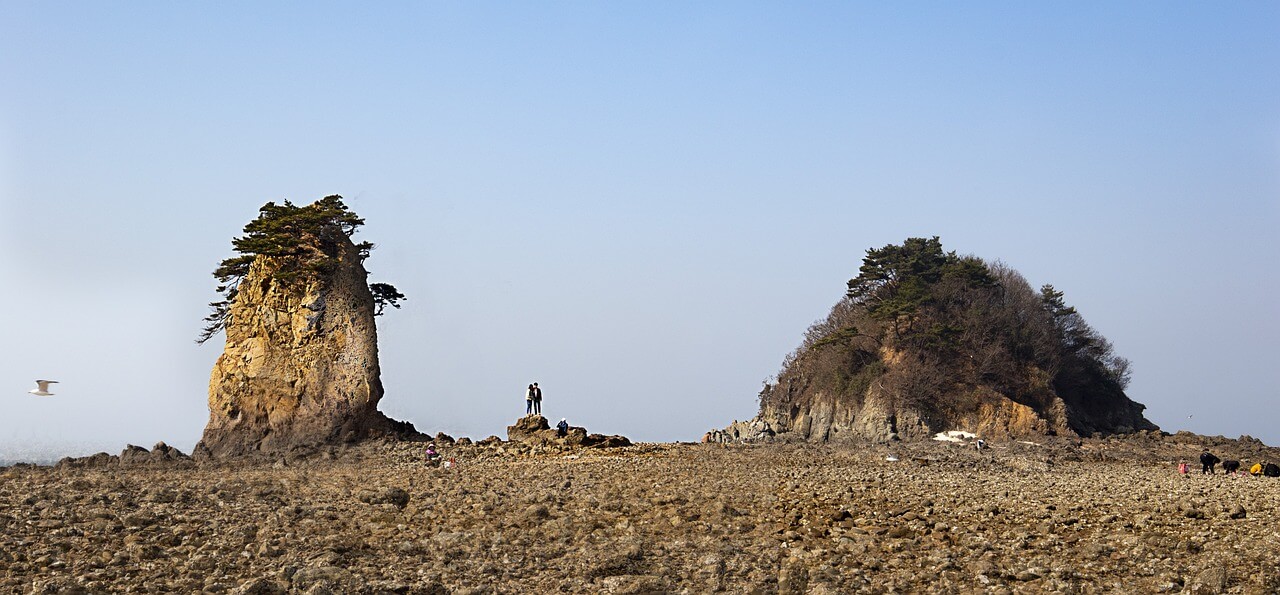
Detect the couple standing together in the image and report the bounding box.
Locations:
[525,382,543,415]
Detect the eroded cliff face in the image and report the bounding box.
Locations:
[746,386,1074,443]
[196,237,410,458]
[707,347,1154,444]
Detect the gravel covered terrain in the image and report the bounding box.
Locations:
[3,434,1280,594]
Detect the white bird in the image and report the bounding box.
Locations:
[29,380,58,397]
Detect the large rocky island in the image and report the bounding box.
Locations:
[709,237,1157,444]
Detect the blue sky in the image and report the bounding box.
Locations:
[2,3,1277,459]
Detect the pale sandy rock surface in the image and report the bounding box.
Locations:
[3,436,1280,594]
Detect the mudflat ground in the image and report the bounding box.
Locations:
[3,435,1279,594]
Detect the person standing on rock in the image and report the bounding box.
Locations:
[526,384,536,416]
[532,382,543,415]
[1200,450,1220,474]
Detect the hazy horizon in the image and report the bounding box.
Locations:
[2,3,1277,462]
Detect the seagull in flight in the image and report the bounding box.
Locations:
[29,380,58,397]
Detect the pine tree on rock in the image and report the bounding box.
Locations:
[195,195,415,458]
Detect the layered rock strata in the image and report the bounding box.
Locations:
[708,350,1154,444]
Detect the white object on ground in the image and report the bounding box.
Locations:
[886,455,900,462]
[932,430,977,443]
[28,380,58,397]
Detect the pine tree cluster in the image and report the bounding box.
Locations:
[761,237,1135,435]
[198,196,403,344]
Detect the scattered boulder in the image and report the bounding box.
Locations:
[704,419,777,444]
[56,443,192,469]
[507,415,550,442]
[562,427,589,446]
[506,416,630,449]
[54,452,116,470]
[147,442,191,462]
[1189,566,1228,595]
[120,443,192,465]
[119,444,151,464]
[357,487,410,509]
[585,434,632,448]
[232,577,287,595]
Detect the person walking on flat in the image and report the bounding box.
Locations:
[526,384,535,416]
[532,382,543,415]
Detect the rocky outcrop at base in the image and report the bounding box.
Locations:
[54,442,192,470]
[714,380,1109,444]
[712,377,1155,445]
[507,415,632,448]
[507,415,553,442]
[703,419,778,444]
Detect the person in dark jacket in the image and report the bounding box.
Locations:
[1200,450,1220,474]
[1222,460,1241,474]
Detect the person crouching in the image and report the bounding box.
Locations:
[1199,450,1220,474]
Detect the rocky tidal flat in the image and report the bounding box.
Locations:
[3,437,1280,594]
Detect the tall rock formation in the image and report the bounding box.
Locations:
[196,198,413,458]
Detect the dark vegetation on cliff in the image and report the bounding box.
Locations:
[758,237,1153,438]
[198,195,404,344]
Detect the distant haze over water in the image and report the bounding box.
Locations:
[0,442,147,467]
